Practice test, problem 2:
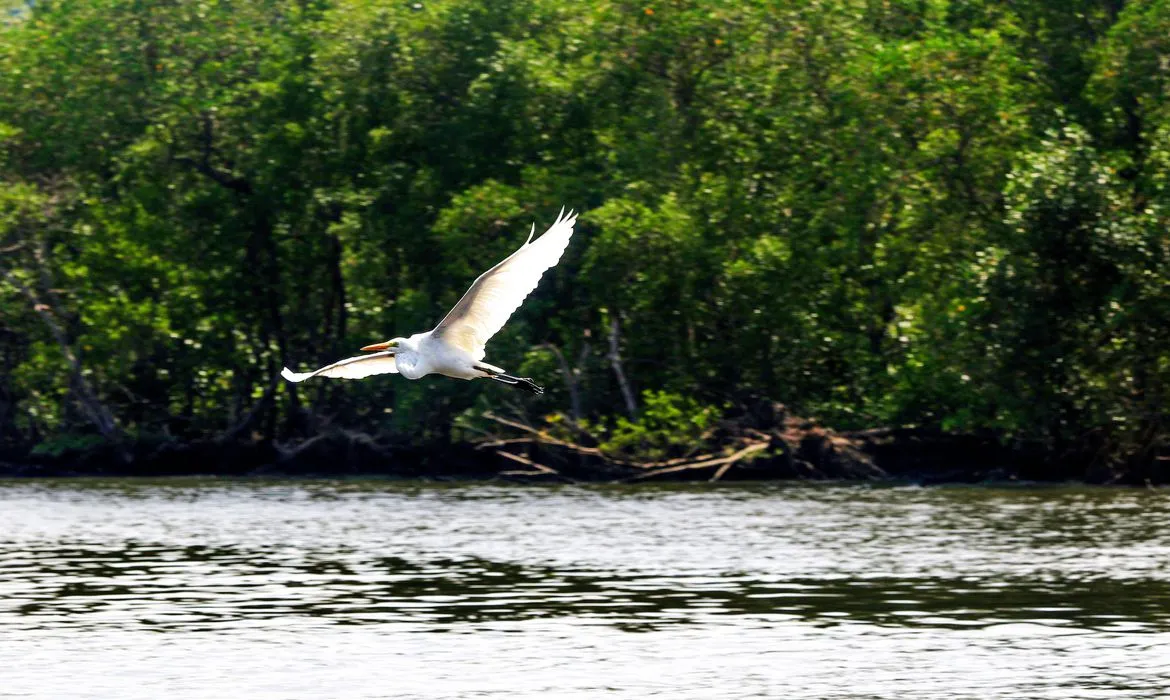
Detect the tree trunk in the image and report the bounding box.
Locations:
[543,342,584,423]
[607,315,638,418]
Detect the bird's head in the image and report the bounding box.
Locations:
[360,337,405,352]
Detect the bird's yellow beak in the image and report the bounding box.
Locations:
[360,340,398,352]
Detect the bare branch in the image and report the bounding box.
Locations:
[628,442,769,482]
[495,450,576,482]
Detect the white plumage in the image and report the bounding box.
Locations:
[279,351,397,382]
[280,208,577,395]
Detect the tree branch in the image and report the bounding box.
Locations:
[629,442,769,482]
[174,156,254,195]
[173,112,254,194]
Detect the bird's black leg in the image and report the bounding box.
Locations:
[479,366,544,395]
[502,374,543,395]
[492,373,544,395]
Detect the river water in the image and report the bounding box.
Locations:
[1,480,1168,699]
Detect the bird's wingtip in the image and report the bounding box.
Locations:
[526,222,535,245]
[280,367,305,383]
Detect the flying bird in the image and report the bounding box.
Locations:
[280,208,578,395]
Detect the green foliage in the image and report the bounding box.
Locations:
[600,390,721,461]
[0,0,1168,466]
[29,433,107,458]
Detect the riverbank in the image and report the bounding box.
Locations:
[3,404,1165,485]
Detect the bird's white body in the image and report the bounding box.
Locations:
[281,208,576,392]
[392,332,504,381]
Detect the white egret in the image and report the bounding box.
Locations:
[280,208,578,395]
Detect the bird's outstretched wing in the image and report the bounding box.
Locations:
[432,208,577,360]
[281,351,397,382]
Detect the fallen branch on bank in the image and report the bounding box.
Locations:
[495,450,576,482]
[471,397,914,482]
[475,409,784,482]
[629,441,770,482]
[480,411,637,466]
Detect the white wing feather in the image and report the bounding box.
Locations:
[432,208,577,359]
[280,351,398,382]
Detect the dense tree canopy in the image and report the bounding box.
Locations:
[1,0,1167,474]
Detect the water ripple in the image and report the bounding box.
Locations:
[2,480,1169,699]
